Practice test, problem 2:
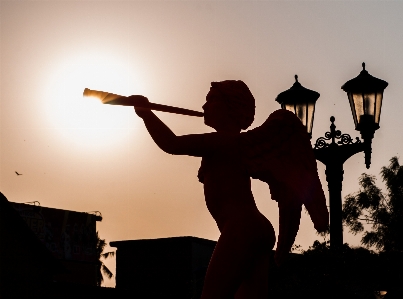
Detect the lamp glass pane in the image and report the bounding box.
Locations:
[295,103,307,127]
[307,102,315,134]
[348,93,358,127]
[352,93,364,124]
[363,92,376,116]
[284,103,296,114]
[375,92,383,124]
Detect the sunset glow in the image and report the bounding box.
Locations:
[43,51,140,150]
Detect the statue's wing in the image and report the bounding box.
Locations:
[240,109,329,262]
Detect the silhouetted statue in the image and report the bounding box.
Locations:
[131,80,328,299]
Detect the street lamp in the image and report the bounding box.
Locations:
[275,63,388,250]
[275,75,320,138]
[342,62,388,168]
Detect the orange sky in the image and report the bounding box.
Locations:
[2,1,403,287]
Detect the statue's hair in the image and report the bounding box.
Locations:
[210,80,255,130]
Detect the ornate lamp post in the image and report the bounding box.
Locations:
[275,63,388,250]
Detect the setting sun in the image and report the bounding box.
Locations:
[43,50,143,150]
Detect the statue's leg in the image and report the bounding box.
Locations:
[234,253,270,299]
[201,216,275,299]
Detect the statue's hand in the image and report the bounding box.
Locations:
[128,95,151,118]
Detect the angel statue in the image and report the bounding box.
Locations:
[130,80,329,299]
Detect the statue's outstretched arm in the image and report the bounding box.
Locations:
[133,96,225,157]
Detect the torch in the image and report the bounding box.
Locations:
[83,88,204,117]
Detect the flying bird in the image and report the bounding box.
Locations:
[15,171,22,176]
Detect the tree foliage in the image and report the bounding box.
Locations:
[270,241,381,299]
[342,156,403,252]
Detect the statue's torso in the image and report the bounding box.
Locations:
[198,136,259,230]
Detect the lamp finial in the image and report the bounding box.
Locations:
[295,75,298,82]
[362,62,366,70]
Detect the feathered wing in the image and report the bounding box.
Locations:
[239,109,329,263]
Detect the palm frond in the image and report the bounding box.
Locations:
[101,251,115,259]
[96,232,115,285]
[101,263,114,279]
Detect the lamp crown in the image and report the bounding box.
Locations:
[341,62,388,93]
[275,75,320,105]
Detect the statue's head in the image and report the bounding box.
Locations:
[204,80,255,131]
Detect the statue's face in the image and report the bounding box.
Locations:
[203,87,240,132]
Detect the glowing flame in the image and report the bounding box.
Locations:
[83,88,123,104]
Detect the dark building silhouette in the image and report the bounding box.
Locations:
[0,192,118,298]
[111,236,216,299]
[0,192,64,297]
[10,201,102,286]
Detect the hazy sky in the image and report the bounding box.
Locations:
[2,0,403,287]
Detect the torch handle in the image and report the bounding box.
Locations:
[83,88,204,117]
[146,103,204,117]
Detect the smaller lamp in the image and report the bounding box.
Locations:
[275,75,320,137]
